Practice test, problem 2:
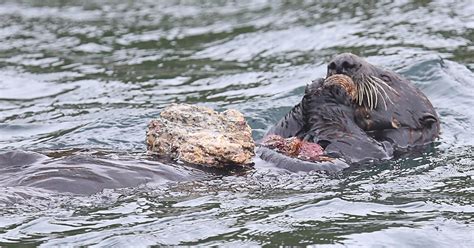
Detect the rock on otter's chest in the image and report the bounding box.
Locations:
[146,103,255,168]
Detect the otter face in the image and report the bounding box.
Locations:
[325,53,440,147]
[265,53,440,165]
[324,54,401,133]
[327,53,365,78]
[321,73,398,132]
[326,53,398,111]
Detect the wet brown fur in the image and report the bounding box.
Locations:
[265,53,440,164]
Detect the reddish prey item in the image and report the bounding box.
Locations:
[261,135,325,162]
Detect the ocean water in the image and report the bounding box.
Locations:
[0,0,473,246]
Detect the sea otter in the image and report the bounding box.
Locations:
[265,53,440,165]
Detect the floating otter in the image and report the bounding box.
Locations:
[265,53,440,164]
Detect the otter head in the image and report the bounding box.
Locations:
[325,53,440,146]
[326,53,398,111]
[321,73,398,132]
[265,53,439,165]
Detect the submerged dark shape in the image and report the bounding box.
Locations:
[265,53,440,165]
[0,150,204,195]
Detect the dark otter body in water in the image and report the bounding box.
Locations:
[266,53,440,164]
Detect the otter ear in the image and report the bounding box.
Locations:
[420,113,438,127]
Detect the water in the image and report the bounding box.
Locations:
[0,0,473,246]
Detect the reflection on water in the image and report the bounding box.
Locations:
[0,0,473,246]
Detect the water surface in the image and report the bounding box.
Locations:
[0,0,473,246]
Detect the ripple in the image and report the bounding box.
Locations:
[73,43,112,53]
[0,71,78,101]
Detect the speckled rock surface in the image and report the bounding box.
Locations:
[146,103,255,167]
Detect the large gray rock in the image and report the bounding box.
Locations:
[146,104,255,167]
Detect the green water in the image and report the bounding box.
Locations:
[0,0,473,246]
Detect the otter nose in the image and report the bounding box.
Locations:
[328,60,355,75]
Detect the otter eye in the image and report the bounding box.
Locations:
[342,61,355,69]
[328,62,336,70]
[381,74,390,82]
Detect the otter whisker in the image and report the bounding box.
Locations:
[369,76,383,109]
[356,75,369,108]
[371,77,395,107]
[370,76,398,94]
[363,75,377,110]
[370,79,380,110]
[357,83,364,106]
[362,79,369,106]
[369,78,379,109]
[360,75,398,110]
[373,84,379,108]
[373,81,392,108]
[374,84,388,110]
[367,81,374,109]
[363,81,371,109]
[375,83,388,110]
